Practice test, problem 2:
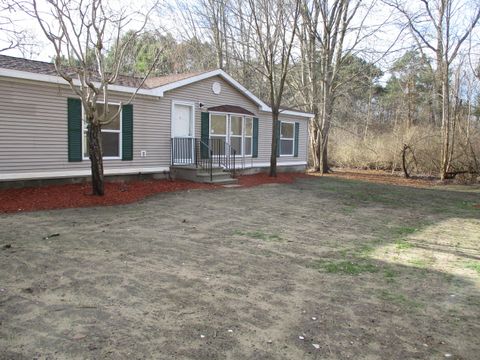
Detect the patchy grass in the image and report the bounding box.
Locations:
[392,226,417,237]
[408,257,436,268]
[378,290,423,309]
[233,229,282,242]
[384,268,397,282]
[395,240,413,250]
[307,259,378,275]
[464,261,480,274]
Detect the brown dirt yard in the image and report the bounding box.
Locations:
[1,176,479,359]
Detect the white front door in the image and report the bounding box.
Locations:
[172,102,194,164]
[172,103,194,138]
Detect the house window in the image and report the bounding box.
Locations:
[210,113,227,155]
[280,121,294,156]
[244,117,253,156]
[209,114,253,157]
[230,115,243,156]
[83,103,122,159]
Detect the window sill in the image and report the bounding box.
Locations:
[82,156,122,161]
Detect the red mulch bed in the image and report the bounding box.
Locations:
[0,172,307,214]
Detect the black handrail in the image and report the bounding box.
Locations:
[171,137,238,180]
[209,138,237,178]
[196,138,214,182]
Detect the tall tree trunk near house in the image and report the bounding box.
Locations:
[318,130,329,174]
[317,90,333,174]
[88,121,105,196]
[310,119,320,171]
[270,111,279,177]
[440,69,451,180]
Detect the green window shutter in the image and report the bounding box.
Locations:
[276,120,281,157]
[67,98,82,162]
[252,117,259,158]
[122,104,133,161]
[200,112,210,159]
[294,122,300,157]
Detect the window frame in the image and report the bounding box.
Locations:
[208,111,253,158]
[244,117,253,157]
[279,120,295,157]
[82,102,123,160]
[229,115,244,157]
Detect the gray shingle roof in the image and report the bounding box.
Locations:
[0,54,209,89]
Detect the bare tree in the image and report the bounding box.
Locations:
[175,0,231,70]
[241,0,300,176]
[298,0,384,174]
[386,0,480,180]
[30,0,159,195]
[1,0,36,54]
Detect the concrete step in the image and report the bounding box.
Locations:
[196,172,237,184]
[196,171,232,178]
[170,165,236,184]
[207,177,239,185]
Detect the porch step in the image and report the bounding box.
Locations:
[208,177,239,185]
[170,165,237,184]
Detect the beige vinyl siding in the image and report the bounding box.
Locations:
[0,77,169,177]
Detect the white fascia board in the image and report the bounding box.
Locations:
[152,69,270,110]
[0,68,153,96]
[279,109,315,118]
[259,106,315,119]
[0,166,170,181]
[153,69,222,96]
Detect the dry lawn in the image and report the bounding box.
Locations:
[1,176,479,359]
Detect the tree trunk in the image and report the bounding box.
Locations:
[440,69,450,181]
[317,87,333,174]
[309,119,320,171]
[319,131,329,174]
[402,144,410,178]
[270,111,279,177]
[88,121,105,196]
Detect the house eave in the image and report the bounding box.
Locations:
[0,68,153,96]
[0,67,315,118]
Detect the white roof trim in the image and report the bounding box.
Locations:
[0,68,153,96]
[0,67,314,118]
[153,69,270,109]
[278,109,315,118]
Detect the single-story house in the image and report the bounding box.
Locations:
[0,55,313,185]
